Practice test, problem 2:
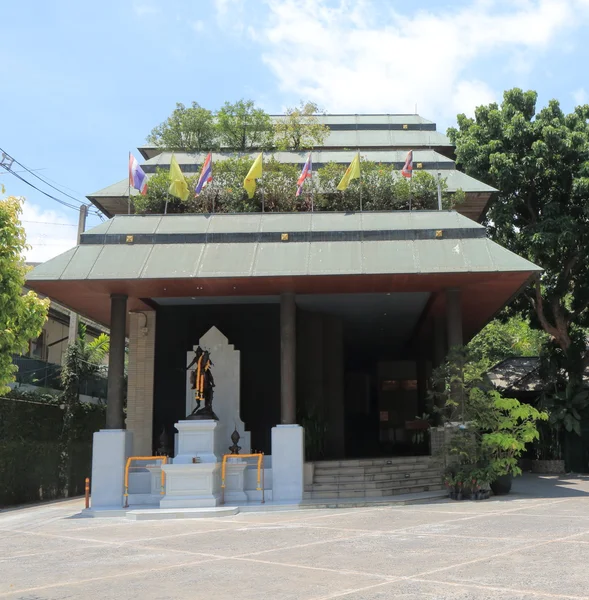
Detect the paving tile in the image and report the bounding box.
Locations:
[419,539,589,597]
[0,556,384,600]
[132,521,356,557]
[340,578,563,599]
[254,531,526,579]
[0,544,206,594]
[402,511,589,541]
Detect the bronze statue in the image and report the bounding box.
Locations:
[187,346,218,420]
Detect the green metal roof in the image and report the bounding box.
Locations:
[27,212,540,283]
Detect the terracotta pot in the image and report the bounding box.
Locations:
[490,474,512,495]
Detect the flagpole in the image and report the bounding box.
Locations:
[359,152,363,212]
[128,151,131,215]
[409,178,412,211]
[261,153,264,213]
[164,192,169,215]
[436,171,442,211]
[311,151,314,212]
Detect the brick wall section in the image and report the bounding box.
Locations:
[126,311,156,456]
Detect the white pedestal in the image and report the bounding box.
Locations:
[160,419,222,508]
[91,429,133,509]
[174,419,219,464]
[160,463,221,508]
[223,459,248,503]
[271,425,304,502]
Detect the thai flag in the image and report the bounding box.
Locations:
[296,153,312,196]
[195,153,213,196]
[129,153,148,195]
[401,150,413,179]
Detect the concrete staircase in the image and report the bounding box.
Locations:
[304,456,444,500]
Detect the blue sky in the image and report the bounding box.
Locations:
[2,0,588,261]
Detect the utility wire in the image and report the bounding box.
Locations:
[0,164,80,210]
[0,146,86,206]
[22,220,77,227]
[1,149,108,219]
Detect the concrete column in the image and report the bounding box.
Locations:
[416,358,428,416]
[432,316,446,412]
[445,288,463,352]
[280,293,296,424]
[296,310,324,422]
[433,316,446,368]
[126,311,156,456]
[106,294,127,430]
[446,288,464,421]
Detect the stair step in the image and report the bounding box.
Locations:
[312,457,436,468]
[304,483,445,500]
[314,468,442,484]
[306,476,442,493]
[314,462,437,476]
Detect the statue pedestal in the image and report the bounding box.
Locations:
[174,420,219,464]
[160,420,221,508]
[223,458,248,504]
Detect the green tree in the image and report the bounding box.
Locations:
[60,324,109,495]
[274,101,330,151]
[0,195,49,394]
[448,89,589,383]
[216,99,273,150]
[468,315,548,368]
[147,102,217,152]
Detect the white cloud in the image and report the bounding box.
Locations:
[191,20,205,33]
[20,200,77,263]
[214,0,245,34]
[573,88,588,105]
[132,2,159,17]
[252,0,585,123]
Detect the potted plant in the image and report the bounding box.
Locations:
[431,348,548,497]
[482,395,548,495]
[444,471,456,499]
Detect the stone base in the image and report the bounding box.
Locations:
[174,419,219,464]
[272,425,304,502]
[160,463,221,508]
[223,460,248,503]
[91,429,133,509]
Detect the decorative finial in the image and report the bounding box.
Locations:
[229,428,241,455]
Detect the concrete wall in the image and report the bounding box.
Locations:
[126,311,156,456]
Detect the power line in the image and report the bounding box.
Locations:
[0,164,80,210]
[0,167,47,176]
[1,148,108,219]
[22,220,77,227]
[0,146,85,206]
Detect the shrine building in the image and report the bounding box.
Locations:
[24,115,540,512]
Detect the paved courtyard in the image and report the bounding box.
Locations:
[1,475,589,599]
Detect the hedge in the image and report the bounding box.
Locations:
[0,390,106,506]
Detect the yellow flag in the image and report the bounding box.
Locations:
[243,153,263,199]
[168,154,189,201]
[337,153,361,191]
